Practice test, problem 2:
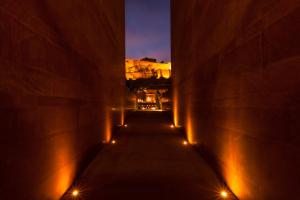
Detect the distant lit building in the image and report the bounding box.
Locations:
[125,58,171,80]
[135,88,168,111]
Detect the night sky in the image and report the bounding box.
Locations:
[125,0,171,62]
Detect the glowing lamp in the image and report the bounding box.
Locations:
[72,189,79,197]
[170,125,175,128]
[111,140,116,144]
[183,140,188,146]
[124,124,128,128]
[220,190,228,198]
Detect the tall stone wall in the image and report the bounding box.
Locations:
[0,0,125,199]
[172,0,300,199]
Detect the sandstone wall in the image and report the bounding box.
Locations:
[172,1,300,199]
[0,1,125,199]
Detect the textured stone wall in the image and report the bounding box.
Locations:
[0,0,125,199]
[171,0,300,199]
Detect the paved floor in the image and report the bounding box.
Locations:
[63,112,226,200]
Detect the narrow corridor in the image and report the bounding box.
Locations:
[1,1,299,199]
[62,112,227,200]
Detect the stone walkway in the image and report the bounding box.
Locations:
[62,112,227,200]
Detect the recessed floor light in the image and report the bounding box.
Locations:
[220,190,228,198]
[72,189,79,197]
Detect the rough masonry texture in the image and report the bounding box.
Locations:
[171,1,300,199]
[0,0,125,199]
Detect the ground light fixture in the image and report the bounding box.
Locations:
[220,190,228,198]
[111,140,116,144]
[183,140,188,146]
[124,124,128,128]
[71,189,79,197]
[170,124,175,128]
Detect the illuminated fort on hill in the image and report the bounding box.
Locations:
[125,57,171,80]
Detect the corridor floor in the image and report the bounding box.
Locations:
[63,112,225,200]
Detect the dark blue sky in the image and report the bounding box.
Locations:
[125,0,171,62]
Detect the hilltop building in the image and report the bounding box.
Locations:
[125,58,171,80]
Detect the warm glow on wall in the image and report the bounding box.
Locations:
[184,85,196,144]
[52,136,75,199]
[55,167,73,198]
[222,127,250,199]
[119,93,125,126]
[120,107,125,126]
[186,115,195,144]
[173,88,179,127]
[104,109,112,143]
[224,149,245,198]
